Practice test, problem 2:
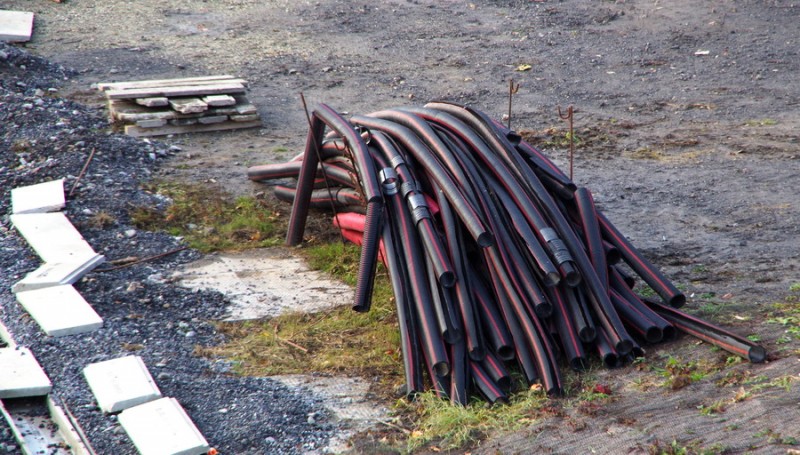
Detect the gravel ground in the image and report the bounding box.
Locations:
[1,42,336,455]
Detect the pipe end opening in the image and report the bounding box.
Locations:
[603,353,619,369]
[578,327,597,343]
[606,249,622,265]
[544,271,561,287]
[433,361,450,378]
[476,232,494,248]
[497,345,515,361]
[439,271,456,288]
[644,327,663,344]
[615,339,634,357]
[669,293,687,308]
[497,376,512,391]
[564,270,582,287]
[468,346,487,362]
[661,325,677,341]
[748,346,767,363]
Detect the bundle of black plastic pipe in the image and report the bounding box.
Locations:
[248,101,767,404]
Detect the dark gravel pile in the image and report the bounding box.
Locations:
[1,42,335,454]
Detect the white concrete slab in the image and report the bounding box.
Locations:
[11,179,65,214]
[0,347,52,398]
[174,248,354,320]
[0,10,34,42]
[118,397,209,455]
[83,356,161,413]
[12,255,106,293]
[15,285,103,337]
[10,212,99,264]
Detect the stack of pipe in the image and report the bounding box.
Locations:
[248,102,766,404]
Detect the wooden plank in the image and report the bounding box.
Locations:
[169,97,207,114]
[203,94,236,107]
[197,115,228,125]
[136,97,169,107]
[136,119,168,128]
[124,120,262,137]
[104,82,246,100]
[96,75,240,91]
[0,11,34,42]
[230,114,260,122]
[109,96,256,122]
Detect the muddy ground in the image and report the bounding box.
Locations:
[4,0,800,453]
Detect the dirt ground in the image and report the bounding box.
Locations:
[6,0,800,453]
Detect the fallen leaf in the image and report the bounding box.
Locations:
[517,64,532,72]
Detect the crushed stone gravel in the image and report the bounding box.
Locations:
[1,42,337,455]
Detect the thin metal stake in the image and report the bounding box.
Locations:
[507,79,520,129]
[558,105,575,180]
[299,92,346,245]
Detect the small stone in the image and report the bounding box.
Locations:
[34,88,45,97]
[126,282,143,292]
[157,372,171,381]
[218,408,228,414]
[148,152,156,160]
[168,145,182,152]
[22,103,33,109]
[0,50,8,60]
[177,321,190,328]
[124,229,137,238]
[185,330,196,338]
[265,437,276,444]
[307,414,316,424]
[322,66,332,72]
[82,208,94,215]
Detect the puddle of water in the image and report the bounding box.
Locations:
[174,248,353,320]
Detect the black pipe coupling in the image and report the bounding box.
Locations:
[407,193,431,224]
[540,227,573,266]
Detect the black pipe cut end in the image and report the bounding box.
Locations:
[543,271,561,288]
[644,327,663,344]
[497,345,516,361]
[433,361,450,378]
[669,293,687,308]
[546,385,564,397]
[661,325,677,341]
[748,346,768,363]
[631,345,645,359]
[534,302,553,319]
[351,303,371,313]
[563,269,582,288]
[579,327,597,343]
[606,248,622,265]
[439,271,457,288]
[497,376,512,392]
[468,346,488,362]
[442,329,462,345]
[476,232,494,249]
[602,353,619,369]
[570,357,589,371]
[615,339,634,357]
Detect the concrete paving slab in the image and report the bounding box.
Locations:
[11,179,65,214]
[118,397,209,455]
[11,256,106,293]
[174,248,353,320]
[0,10,34,42]
[83,356,161,413]
[15,285,103,337]
[10,212,99,264]
[0,347,52,398]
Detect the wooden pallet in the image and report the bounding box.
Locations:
[98,75,261,137]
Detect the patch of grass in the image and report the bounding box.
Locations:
[130,181,284,252]
[404,386,550,452]
[651,356,716,390]
[199,243,401,381]
[86,211,116,229]
[744,118,778,127]
[697,398,727,416]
